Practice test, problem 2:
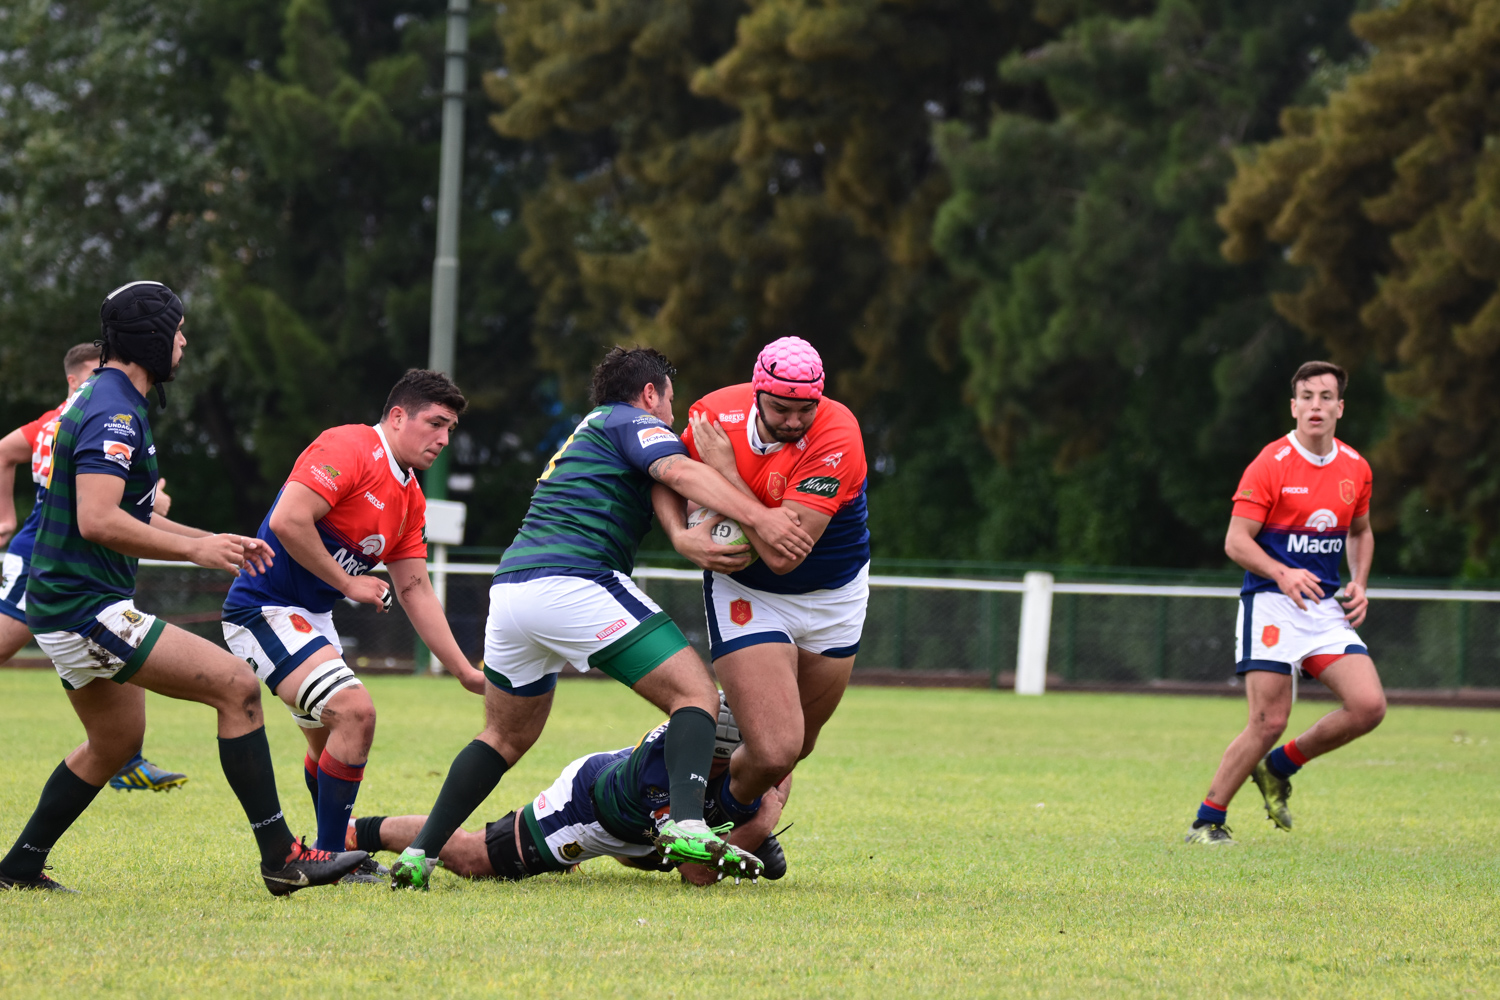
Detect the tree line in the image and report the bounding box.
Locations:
[2,0,1495,578]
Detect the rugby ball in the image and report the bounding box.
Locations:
[687,506,757,564]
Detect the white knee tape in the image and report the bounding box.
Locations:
[294,658,362,724]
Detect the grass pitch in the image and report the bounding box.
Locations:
[0,671,1496,999]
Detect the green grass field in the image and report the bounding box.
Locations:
[0,671,1496,999]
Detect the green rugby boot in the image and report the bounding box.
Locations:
[655,819,763,881]
[1250,758,1294,831]
[388,847,441,891]
[1183,821,1237,846]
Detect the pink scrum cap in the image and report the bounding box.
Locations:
[751,336,825,401]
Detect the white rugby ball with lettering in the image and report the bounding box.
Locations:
[687,507,757,564]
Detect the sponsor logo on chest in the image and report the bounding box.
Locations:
[1286,509,1343,554]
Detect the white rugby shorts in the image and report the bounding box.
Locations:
[528,752,658,868]
[222,604,341,690]
[35,599,165,690]
[484,570,682,694]
[1235,590,1367,678]
[703,561,869,661]
[0,552,28,621]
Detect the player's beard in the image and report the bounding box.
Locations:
[756,397,811,443]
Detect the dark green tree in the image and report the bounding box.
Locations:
[1219,0,1500,575]
[926,0,1363,565]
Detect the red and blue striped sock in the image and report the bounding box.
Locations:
[1196,798,1228,825]
[315,749,365,853]
[1266,740,1307,779]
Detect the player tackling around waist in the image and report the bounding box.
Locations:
[0,280,366,893]
[387,346,814,890]
[222,369,484,883]
[1185,360,1387,846]
[654,336,870,866]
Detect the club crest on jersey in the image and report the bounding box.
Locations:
[637,426,676,449]
[730,599,753,626]
[289,614,313,634]
[1262,625,1281,648]
[768,472,786,501]
[103,441,133,467]
[1340,479,1356,505]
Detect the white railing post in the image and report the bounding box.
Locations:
[1015,571,1054,695]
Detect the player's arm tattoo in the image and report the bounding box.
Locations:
[648,453,689,483]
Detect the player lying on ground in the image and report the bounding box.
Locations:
[655,336,869,834]
[1186,361,1387,846]
[354,699,789,886]
[0,343,187,793]
[221,369,484,884]
[0,281,366,894]
[389,347,815,890]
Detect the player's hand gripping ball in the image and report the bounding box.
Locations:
[688,507,758,565]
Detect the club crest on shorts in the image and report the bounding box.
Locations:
[730,599,753,626]
[121,609,143,625]
[560,841,583,861]
[289,613,313,634]
[768,472,786,501]
[1262,624,1281,648]
[1339,478,1356,505]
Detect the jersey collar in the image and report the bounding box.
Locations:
[1286,431,1337,468]
[746,414,783,455]
[372,423,412,485]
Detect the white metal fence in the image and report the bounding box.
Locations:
[127,560,1500,691]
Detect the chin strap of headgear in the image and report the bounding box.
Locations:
[98,280,183,410]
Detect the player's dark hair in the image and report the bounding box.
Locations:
[382,369,467,420]
[1291,360,1348,399]
[63,342,101,373]
[589,346,677,407]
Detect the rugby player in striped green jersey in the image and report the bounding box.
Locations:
[0,281,366,895]
[390,347,814,889]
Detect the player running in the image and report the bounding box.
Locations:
[352,696,789,886]
[0,343,187,793]
[657,337,868,867]
[222,369,484,882]
[388,347,814,890]
[1185,361,1386,846]
[0,280,366,893]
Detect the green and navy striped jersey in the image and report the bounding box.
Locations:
[26,368,160,632]
[496,404,688,578]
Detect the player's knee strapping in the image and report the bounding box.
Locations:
[291,658,361,727]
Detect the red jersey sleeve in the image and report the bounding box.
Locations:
[1354,460,1373,519]
[20,412,50,452]
[1231,451,1277,522]
[286,429,364,507]
[680,399,710,459]
[386,487,429,562]
[785,413,866,516]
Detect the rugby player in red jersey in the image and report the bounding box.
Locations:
[1185,361,1386,845]
[658,337,869,870]
[222,370,484,880]
[0,343,187,792]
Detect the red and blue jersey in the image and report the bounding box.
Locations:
[682,384,869,595]
[5,396,71,563]
[226,424,427,614]
[1232,433,1372,597]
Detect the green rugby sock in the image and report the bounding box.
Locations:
[665,706,716,823]
[218,728,296,868]
[0,760,102,880]
[410,740,508,856]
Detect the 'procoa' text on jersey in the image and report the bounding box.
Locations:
[226,424,427,615]
[495,404,688,579]
[5,395,72,564]
[1232,432,1372,597]
[25,369,159,632]
[683,384,870,595]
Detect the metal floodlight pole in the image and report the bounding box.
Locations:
[417,0,469,675]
